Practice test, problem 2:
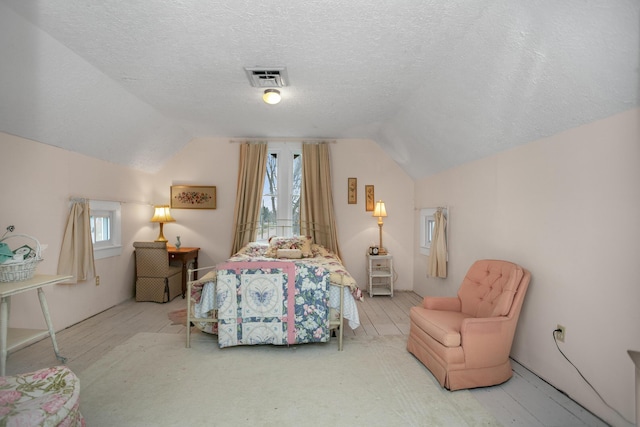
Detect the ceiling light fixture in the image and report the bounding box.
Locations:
[263,89,281,105]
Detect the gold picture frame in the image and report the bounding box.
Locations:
[365,185,375,211]
[348,177,357,204]
[171,185,216,209]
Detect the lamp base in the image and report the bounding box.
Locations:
[377,222,386,255]
[155,223,167,242]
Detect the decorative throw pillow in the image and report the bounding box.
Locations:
[236,242,269,257]
[297,236,313,257]
[265,236,313,258]
[311,243,331,257]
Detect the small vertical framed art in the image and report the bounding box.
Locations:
[365,185,374,211]
[348,178,357,204]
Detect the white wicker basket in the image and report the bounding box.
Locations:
[0,234,42,282]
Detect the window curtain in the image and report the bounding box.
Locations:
[427,208,447,278]
[301,143,341,258]
[57,200,95,283]
[230,143,268,256]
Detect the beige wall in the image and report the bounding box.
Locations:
[318,139,415,289]
[151,138,240,269]
[0,133,155,330]
[0,135,414,336]
[153,138,415,290]
[3,109,637,424]
[413,108,640,425]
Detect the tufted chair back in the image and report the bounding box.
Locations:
[133,241,171,276]
[133,241,182,303]
[457,259,524,318]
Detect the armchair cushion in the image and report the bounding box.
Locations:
[410,307,471,347]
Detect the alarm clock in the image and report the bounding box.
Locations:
[369,246,379,255]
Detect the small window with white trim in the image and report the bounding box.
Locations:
[419,207,448,256]
[89,200,122,259]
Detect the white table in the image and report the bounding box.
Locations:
[0,274,71,375]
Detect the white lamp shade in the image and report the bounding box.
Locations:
[373,201,387,218]
[150,205,175,223]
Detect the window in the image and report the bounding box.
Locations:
[89,200,122,259]
[91,212,111,245]
[258,142,302,241]
[419,207,447,256]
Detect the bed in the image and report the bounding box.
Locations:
[186,237,362,350]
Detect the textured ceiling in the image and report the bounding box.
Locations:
[0,1,638,179]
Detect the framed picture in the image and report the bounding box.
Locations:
[348,177,357,204]
[365,185,375,211]
[171,185,216,209]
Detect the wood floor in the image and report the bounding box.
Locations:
[7,291,610,427]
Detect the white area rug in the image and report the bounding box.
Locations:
[78,333,500,426]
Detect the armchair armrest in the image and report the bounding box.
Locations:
[422,296,461,312]
[460,316,515,368]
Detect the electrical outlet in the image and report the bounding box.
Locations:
[95,276,100,286]
[555,324,565,342]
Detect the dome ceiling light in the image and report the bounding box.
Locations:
[263,89,281,105]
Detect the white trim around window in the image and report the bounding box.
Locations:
[89,200,122,259]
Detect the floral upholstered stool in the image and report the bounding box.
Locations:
[0,366,85,426]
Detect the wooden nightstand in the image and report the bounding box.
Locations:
[367,253,393,297]
[167,246,199,298]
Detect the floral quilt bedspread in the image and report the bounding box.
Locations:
[190,242,361,336]
[215,260,330,348]
[232,242,360,294]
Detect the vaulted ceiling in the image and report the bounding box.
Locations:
[1,1,638,179]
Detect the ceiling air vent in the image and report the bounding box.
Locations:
[244,67,288,88]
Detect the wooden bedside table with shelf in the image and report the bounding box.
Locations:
[367,253,393,297]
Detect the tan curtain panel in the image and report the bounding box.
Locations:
[230,143,268,255]
[427,208,447,278]
[301,143,341,258]
[57,201,96,283]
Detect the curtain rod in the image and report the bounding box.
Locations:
[69,196,152,206]
[416,206,449,211]
[229,138,336,144]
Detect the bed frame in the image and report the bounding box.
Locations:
[185,265,347,350]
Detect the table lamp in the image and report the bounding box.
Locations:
[373,200,388,255]
[150,205,175,242]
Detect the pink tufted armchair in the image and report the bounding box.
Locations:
[407,259,530,390]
